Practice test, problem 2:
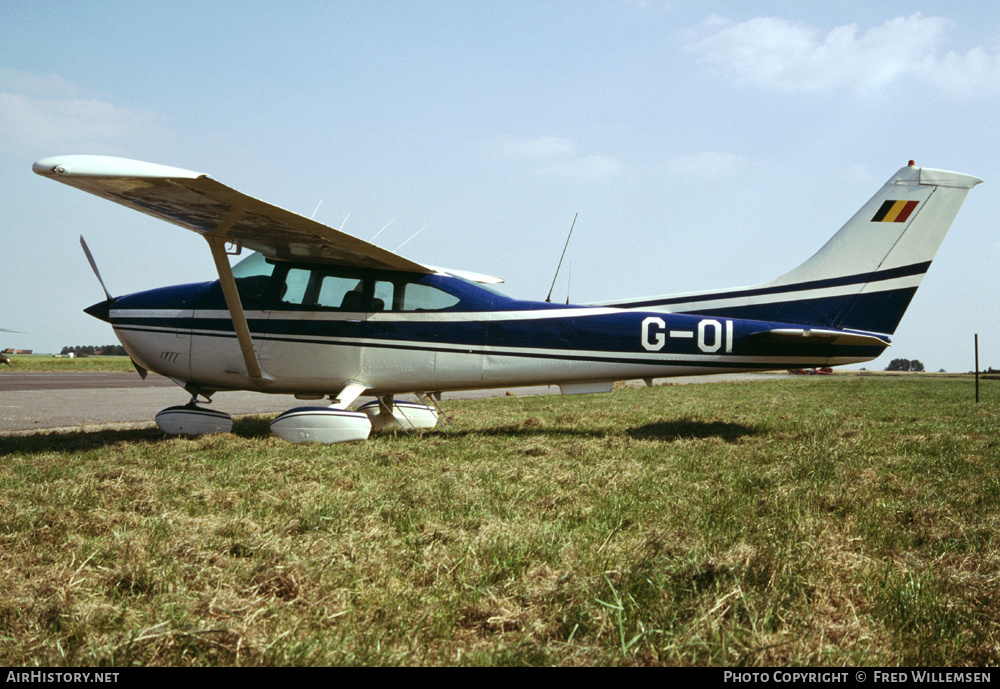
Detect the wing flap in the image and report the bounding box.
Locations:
[33,155,431,273]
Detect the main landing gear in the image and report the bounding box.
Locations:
[154,387,448,444]
[155,395,234,436]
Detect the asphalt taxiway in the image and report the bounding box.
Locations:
[0,371,787,434]
[0,371,295,433]
[0,371,557,434]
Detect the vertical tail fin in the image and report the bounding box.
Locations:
[765,163,982,333]
[605,163,982,334]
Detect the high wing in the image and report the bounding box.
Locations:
[34,154,438,383]
[32,155,430,273]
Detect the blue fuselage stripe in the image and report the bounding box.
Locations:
[606,261,930,310]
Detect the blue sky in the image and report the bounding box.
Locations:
[2,1,999,372]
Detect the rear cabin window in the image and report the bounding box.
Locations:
[400,282,460,311]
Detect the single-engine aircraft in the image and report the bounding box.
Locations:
[33,155,981,443]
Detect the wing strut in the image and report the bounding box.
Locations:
[205,227,272,383]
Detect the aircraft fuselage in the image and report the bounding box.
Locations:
[88,259,886,397]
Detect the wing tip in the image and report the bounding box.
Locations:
[33,155,205,180]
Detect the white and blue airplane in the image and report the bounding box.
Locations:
[33,155,981,443]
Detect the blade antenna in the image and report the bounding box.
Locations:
[546,212,577,303]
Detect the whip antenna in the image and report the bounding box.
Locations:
[546,213,577,303]
[395,221,432,251]
[370,208,406,243]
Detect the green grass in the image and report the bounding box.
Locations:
[2,354,134,372]
[1,376,997,666]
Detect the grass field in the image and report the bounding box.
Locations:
[1,375,997,666]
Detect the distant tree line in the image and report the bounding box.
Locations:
[884,358,925,372]
[60,345,127,357]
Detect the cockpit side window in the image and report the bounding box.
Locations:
[317,275,364,309]
[282,268,312,306]
[233,253,280,307]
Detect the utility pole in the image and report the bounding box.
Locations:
[975,333,980,403]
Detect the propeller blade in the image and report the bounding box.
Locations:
[79,235,112,301]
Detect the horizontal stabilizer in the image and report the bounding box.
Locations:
[745,328,890,348]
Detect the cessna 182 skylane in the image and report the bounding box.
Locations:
[33,155,980,443]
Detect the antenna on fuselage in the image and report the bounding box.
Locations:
[545,212,578,303]
[309,199,324,220]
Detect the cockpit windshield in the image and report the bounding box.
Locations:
[232,252,275,279]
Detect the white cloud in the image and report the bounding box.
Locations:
[0,68,86,98]
[0,71,167,155]
[535,154,623,181]
[665,151,744,179]
[489,135,577,158]
[483,135,622,181]
[685,14,1000,96]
